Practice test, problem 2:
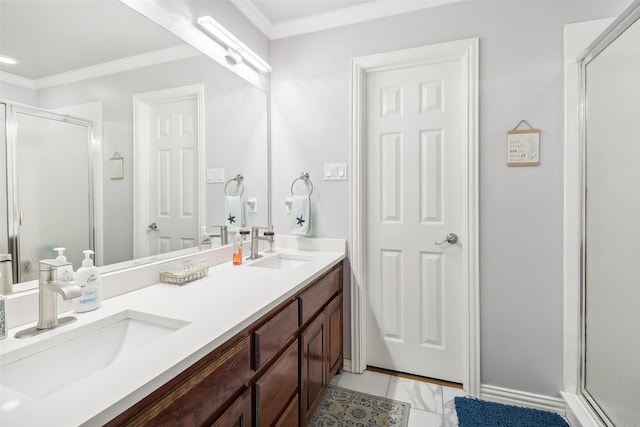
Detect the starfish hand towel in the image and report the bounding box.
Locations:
[291,195,311,236]
[225,196,244,233]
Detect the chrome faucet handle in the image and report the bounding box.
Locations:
[264,227,275,253]
[252,225,274,235]
[40,259,71,270]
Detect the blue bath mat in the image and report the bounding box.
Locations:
[454,397,568,427]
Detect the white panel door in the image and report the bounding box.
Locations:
[366,59,464,382]
[147,98,198,254]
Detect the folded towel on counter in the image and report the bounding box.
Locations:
[291,195,312,236]
[225,196,244,233]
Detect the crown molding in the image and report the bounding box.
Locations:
[273,0,464,39]
[0,71,36,90]
[230,0,464,40]
[35,44,201,89]
[1,45,202,91]
[229,0,273,38]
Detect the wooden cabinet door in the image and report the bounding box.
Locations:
[210,390,251,427]
[274,394,298,427]
[326,294,343,377]
[254,341,299,427]
[300,313,326,425]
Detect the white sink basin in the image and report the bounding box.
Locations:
[0,311,189,399]
[249,254,311,270]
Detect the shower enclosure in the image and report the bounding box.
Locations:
[579,2,640,426]
[1,101,96,285]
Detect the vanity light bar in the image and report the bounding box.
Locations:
[197,16,271,73]
[237,47,271,73]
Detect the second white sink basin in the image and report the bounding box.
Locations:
[249,254,311,270]
[0,310,189,399]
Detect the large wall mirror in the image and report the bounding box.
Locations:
[0,0,269,291]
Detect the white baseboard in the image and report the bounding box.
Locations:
[480,384,566,415]
[342,358,353,373]
[561,392,605,427]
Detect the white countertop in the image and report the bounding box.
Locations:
[0,240,346,426]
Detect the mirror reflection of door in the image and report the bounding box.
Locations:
[134,85,203,258]
[14,110,92,281]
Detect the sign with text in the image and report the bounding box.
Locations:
[507,129,540,166]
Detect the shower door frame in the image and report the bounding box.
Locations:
[577,2,640,425]
[3,101,98,283]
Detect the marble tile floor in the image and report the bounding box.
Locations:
[330,370,467,427]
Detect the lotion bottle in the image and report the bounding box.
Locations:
[73,250,102,313]
[53,247,74,282]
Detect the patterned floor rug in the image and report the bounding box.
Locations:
[308,386,410,427]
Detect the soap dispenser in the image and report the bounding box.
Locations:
[232,230,243,265]
[199,226,212,250]
[73,250,102,313]
[53,247,74,282]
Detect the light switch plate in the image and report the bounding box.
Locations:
[206,168,225,183]
[324,163,347,181]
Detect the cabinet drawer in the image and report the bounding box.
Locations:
[253,299,298,370]
[254,341,298,427]
[210,389,252,427]
[299,264,343,325]
[124,336,251,426]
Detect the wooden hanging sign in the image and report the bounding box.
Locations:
[110,152,124,180]
[507,120,540,166]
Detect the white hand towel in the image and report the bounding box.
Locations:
[291,195,312,236]
[225,196,244,233]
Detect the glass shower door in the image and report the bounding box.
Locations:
[582,9,640,427]
[12,109,93,281]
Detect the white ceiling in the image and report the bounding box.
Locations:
[0,0,183,80]
[230,0,463,39]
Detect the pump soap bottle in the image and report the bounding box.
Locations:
[199,226,212,250]
[74,250,102,313]
[53,247,74,282]
[233,230,243,265]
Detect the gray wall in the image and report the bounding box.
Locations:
[269,0,631,397]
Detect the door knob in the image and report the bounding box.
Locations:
[435,233,458,245]
[148,222,159,231]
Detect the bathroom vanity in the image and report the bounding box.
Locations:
[107,262,343,426]
[0,238,346,426]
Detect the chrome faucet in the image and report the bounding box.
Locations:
[248,226,275,260]
[15,259,82,339]
[209,225,229,245]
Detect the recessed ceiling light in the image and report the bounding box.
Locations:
[0,55,20,65]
